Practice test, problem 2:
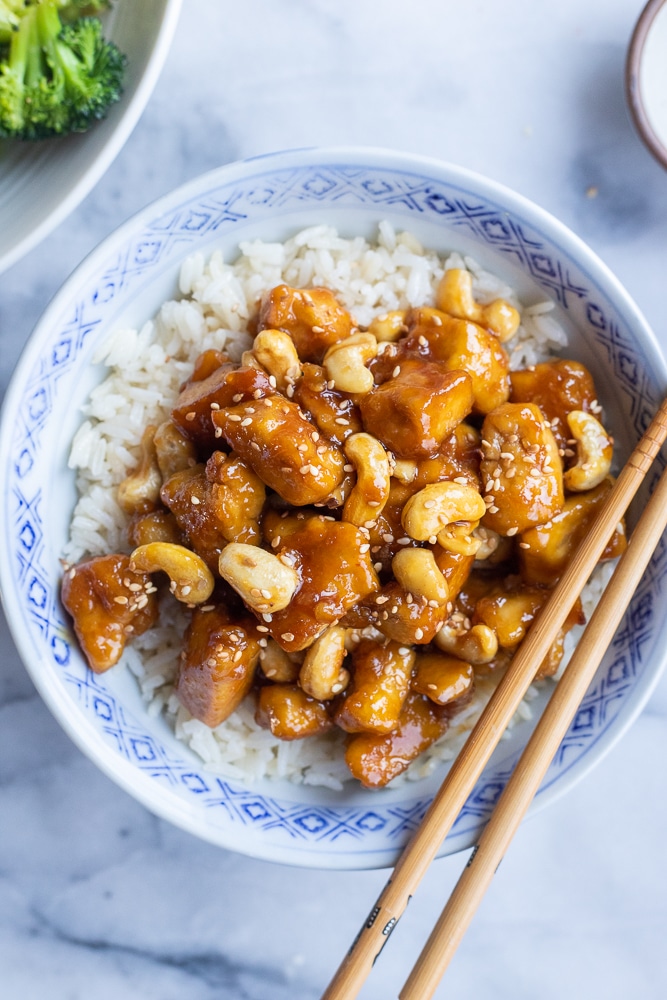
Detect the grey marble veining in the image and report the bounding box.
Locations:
[1,1,667,997]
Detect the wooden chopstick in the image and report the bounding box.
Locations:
[321,395,667,1000]
[400,436,667,1000]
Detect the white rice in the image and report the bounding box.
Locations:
[64,222,603,790]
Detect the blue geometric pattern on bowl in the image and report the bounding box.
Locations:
[5,153,667,865]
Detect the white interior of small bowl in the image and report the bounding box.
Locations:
[0,0,181,273]
[3,149,667,868]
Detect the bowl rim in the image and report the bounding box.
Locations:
[0,0,183,275]
[626,0,667,172]
[2,145,666,868]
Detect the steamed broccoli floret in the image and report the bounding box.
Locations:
[0,0,126,140]
[0,1,27,45]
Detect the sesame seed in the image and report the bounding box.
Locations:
[376,595,389,604]
[506,526,519,536]
[335,417,349,425]
[233,650,243,662]
[327,380,336,390]
[360,543,370,553]
[299,465,310,474]
[382,533,394,543]
[228,414,242,422]
[454,476,468,485]
[241,417,253,427]
[253,389,264,400]
[207,657,217,667]
[397,537,411,545]
[392,366,401,378]
[185,411,196,421]
[423,500,435,509]
[281,632,295,642]
[181,586,191,596]
[191,495,201,505]
[263,613,273,622]
[210,402,221,410]
[414,628,424,640]
[297,443,308,452]
[257,625,269,632]
[432,315,442,326]
[311,325,324,334]
[418,335,428,346]
[251,587,262,597]
[489,505,499,513]
[331,682,344,694]
[519,541,530,549]
[374,561,383,571]
[261,588,272,599]
[428,683,438,690]
[113,595,128,605]
[214,427,223,438]
[201,605,215,612]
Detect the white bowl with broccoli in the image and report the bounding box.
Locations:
[0,0,182,274]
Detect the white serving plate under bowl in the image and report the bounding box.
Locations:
[0,0,182,274]
[2,147,666,870]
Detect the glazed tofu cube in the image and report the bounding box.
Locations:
[258,284,354,363]
[212,396,345,506]
[480,402,564,535]
[360,360,473,459]
[176,605,260,727]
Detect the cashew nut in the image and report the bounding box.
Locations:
[436,268,520,342]
[241,349,267,372]
[154,420,197,480]
[367,310,408,342]
[471,525,503,561]
[434,621,498,664]
[401,482,486,555]
[342,432,391,526]
[252,329,301,392]
[260,639,300,683]
[323,332,377,394]
[299,625,349,700]
[392,459,418,484]
[129,542,214,604]
[391,548,449,604]
[218,543,299,613]
[563,410,613,492]
[118,426,162,515]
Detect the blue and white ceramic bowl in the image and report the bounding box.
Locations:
[2,147,666,869]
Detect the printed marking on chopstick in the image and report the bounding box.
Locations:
[466,844,479,867]
[366,905,381,929]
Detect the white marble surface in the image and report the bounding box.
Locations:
[1,1,667,997]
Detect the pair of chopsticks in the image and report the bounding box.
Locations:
[322,395,667,1000]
